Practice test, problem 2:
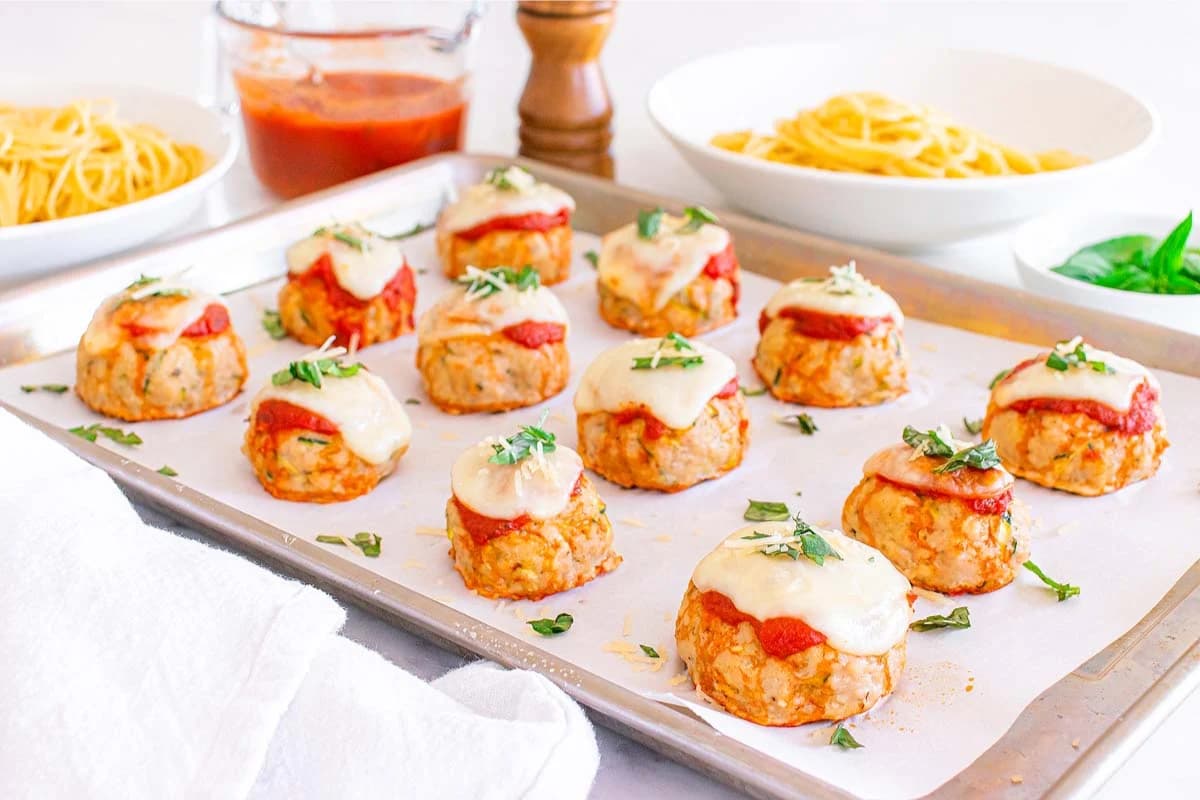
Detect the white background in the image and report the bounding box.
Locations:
[2,1,1197,798]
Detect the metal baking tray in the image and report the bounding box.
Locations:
[2,153,1197,800]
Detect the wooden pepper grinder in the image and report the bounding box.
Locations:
[516,1,615,178]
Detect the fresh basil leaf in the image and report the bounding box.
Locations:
[261,309,287,340]
[780,414,818,435]
[1148,212,1192,292]
[156,465,179,477]
[528,612,573,636]
[903,425,955,458]
[351,531,382,558]
[637,207,665,240]
[830,725,863,749]
[1046,351,1070,371]
[910,606,971,632]
[489,412,557,465]
[678,205,718,233]
[639,644,661,658]
[933,439,1000,474]
[744,499,791,522]
[584,250,599,269]
[1023,560,1079,601]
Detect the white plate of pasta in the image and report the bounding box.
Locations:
[648,43,1157,250]
[0,83,237,284]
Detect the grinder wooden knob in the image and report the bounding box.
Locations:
[516,1,615,178]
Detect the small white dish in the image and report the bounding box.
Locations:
[647,42,1158,251]
[1013,209,1200,332]
[0,82,238,285]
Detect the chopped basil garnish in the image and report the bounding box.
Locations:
[744,516,842,566]
[485,165,530,191]
[1023,560,1080,601]
[298,436,329,446]
[830,725,863,749]
[271,356,363,389]
[739,385,767,397]
[332,231,365,251]
[404,397,421,405]
[910,606,971,632]
[125,274,159,290]
[639,644,661,659]
[316,531,382,558]
[631,332,704,370]
[490,412,557,466]
[141,288,191,301]
[988,368,1011,389]
[903,424,955,458]
[261,309,286,340]
[744,499,791,522]
[528,613,573,636]
[904,424,1001,474]
[156,465,178,477]
[68,423,142,446]
[780,413,818,435]
[1045,338,1115,375]
[637,207,665,240]
[20,383,69,394]
[584,250,599,269]
[678,205,718,233]
[963,416,984,435]
[458,265,540,298]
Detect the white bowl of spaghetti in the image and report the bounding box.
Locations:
[647,43,1157,251]
[0,83,237,283]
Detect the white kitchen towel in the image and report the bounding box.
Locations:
[0,408,598,800]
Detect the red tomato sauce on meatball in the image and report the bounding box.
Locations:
[874,475,1013,516]
[702,243,740,306]
[613,379,739,440]
[1000,360,1159,435]
[452,475,583,545]
[700,590,827,658]
[293,252,416,311]
[454,208,571,241]
[122,303,231,340]
[254,399,338,436]
[758,307,890,340]
[501,320,567,349]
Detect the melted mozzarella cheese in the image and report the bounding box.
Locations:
[691,522,911,656]
[764,263,902,322]
[597,216,731,311]
[864,442,1013,497]
[253,369,411,465]
[81,280,227,354]
[285,223,405,301]
[573,337,736,429]
[451,439,583,520]
[418,282,569,344]
[993,343,1157,412]
[439,167,575,234]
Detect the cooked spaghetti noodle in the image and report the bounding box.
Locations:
[0,99,208,226]
[711,92,1087,178]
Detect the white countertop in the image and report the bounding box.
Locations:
[4,1,1197,797]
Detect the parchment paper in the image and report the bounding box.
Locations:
[3,230,1198,800]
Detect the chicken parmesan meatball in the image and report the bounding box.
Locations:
[596,207,739,337]
[75,276,247,421]
[280,223,417,349]
[446,424,620,600]
[753,262,907,407]
[676,521,911,726]
[436,165,575,285]
[242,347,411,503]
[982,338,1168,496]
[416,266,569,414]
[843,426,1029,594]
[574,335,748,492]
